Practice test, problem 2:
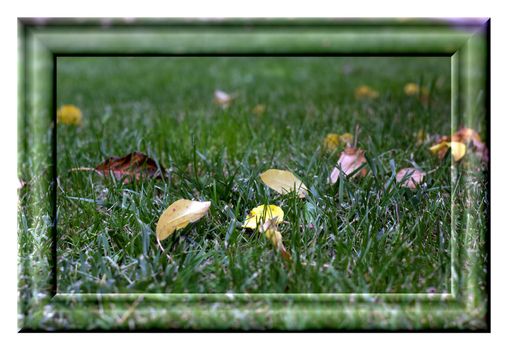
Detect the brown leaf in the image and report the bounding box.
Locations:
[95,152,165,183]
[329,147,367,184]
[396,167,425,189]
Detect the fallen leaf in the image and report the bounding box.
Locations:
[214,90,234,107]
[260,218,291,261]
[453,127,488,162]
[259,169,308,198]
[429,127,488,162]
[323,132,353,152]
[252,104,266,116]
[404,83,430,104]
[57,104,82,125]
[396,167,426,189]
[453,127,481,142]
[95,152,165,183]
[450,141,467,161]
[404,83,420,96]
[242,204,284,230]
[156,199,211,241]
[329,147,367,184]
[355,85,379,99]
[429,141,450,159]
[429,141,466,161]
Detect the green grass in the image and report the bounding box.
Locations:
[54,56,455,294]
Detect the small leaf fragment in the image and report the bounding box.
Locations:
[329,147,367,184]
[260,169,308,198]
[415,129,427,145]
[323,132,353,152]
[252,104,266,116]
[214,90,234,107]
[396,167,426,189]
[156,199,211,241]
[404,83,430,103]
[242,204,284,230]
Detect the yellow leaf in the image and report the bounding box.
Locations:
[404,83,429,104]
[404,83,420,96]
[429,141,449,154]
[156,199,211,241]
[355,85,379,99]
[57,104,82,125]
[340,133,354,145]
[323,132,353,152]
[259,169,308,198]
[449,141,466,161]
[242,204,284,230]
[323,133,341,151]
[429,141,466,161]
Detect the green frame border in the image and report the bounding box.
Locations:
[18,18,489,331]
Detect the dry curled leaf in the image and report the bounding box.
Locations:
[242,204,284,230]
[57,104,82,125]
[329,147,367,184]
[156,199,211,241]
[396,167,426,189]
[259,169,308,198]
[214,90,234,107]
[95,152,165,184]
[260,218,291,261]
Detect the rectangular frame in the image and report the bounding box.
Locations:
[18,18,490,331]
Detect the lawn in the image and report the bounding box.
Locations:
[55,56,455,294]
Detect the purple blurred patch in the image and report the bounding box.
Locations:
[440,17,489,32]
